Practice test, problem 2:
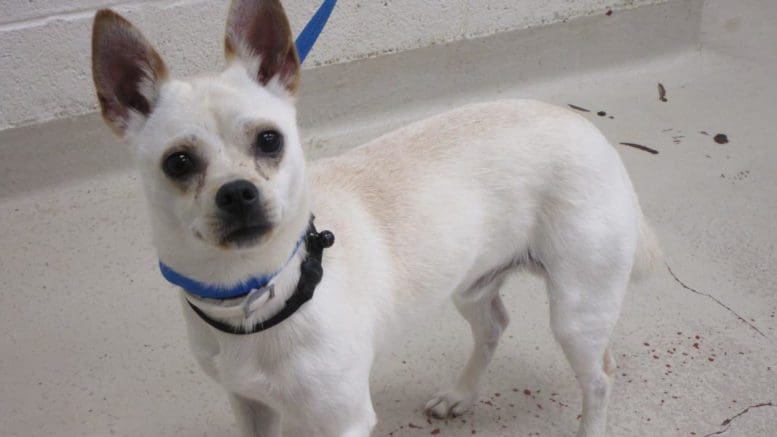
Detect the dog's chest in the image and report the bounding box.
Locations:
[192,334,289,396]
[187,318,325,404]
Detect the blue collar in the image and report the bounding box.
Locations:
[159,234,305,300]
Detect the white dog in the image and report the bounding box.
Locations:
[91,1,660,436]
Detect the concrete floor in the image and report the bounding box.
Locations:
[1,1,775,436]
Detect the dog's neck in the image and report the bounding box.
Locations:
[154,209,311,293]
[159,227,307,300]
[173,216,335,335]
[154,210,315,331]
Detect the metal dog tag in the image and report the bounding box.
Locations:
[242,284,275,318]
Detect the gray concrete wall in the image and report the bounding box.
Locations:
[0,0,667,130]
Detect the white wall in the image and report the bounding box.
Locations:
[0,0,665,130]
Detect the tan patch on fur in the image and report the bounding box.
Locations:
[603,348,616,377]
[254,161,271,181]
[224,36,237,60]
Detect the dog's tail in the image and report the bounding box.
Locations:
[630,213,662,283]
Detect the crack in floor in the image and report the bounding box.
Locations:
[702,401,775,437]
[665,264,769,340]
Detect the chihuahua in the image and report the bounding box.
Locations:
[91,1,660,436]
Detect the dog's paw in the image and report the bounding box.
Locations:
[424,390,478,419]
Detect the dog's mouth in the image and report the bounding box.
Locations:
[219,223,272,248]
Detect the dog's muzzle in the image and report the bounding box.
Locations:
[216,179,271,246]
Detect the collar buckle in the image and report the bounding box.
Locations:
[242,285,274,318]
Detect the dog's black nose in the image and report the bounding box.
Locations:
[215,180,259,216]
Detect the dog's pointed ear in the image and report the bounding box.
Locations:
[224,0,300,95]
[91,9,168,136]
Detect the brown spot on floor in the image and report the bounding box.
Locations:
[658,83,668,102]
[567,104,591,112]
[619,142,659,154]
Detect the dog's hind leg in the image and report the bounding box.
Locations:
[425,275,510,418]
[228,394,281,437]
[544,264,629,437]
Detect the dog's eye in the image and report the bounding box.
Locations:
[163,152,196,178]
[256,130,283,154]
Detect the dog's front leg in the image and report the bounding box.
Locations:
[327,394,377,437]
[228,394,281,437]
[304,392,376,437]
[338,401,377,437]
[289,374,376,437]
[335,368,377,437]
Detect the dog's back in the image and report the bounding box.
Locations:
[310,98,656,305]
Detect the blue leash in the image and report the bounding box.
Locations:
[295,0,337,63]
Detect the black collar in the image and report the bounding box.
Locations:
[187,217,334,335]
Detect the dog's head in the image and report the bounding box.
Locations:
[92,1,308,261]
